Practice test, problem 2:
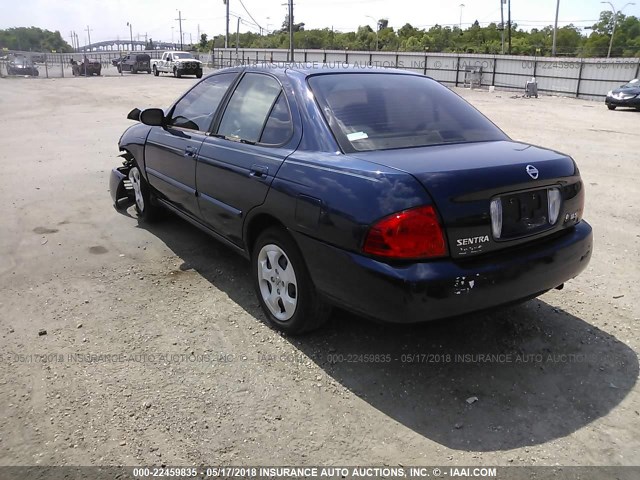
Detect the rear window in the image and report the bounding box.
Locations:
[308,73,507,152]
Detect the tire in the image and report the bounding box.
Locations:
[117,65,121,74]
[174,67,181,78]
[251,227,330,334]
[147,70,151,74]
[196,70,203,79]
[607,104,616,110]
[128,163,160,222]
[153,66,159,76]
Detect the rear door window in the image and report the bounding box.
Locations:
[217,73,285,144]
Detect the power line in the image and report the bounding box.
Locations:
[237,0,264,32]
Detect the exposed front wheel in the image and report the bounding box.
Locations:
[607,104,616,110]
[128,164,160,222]
[153,66,159,76]
[196,70,203,79]
[251,227,330,334]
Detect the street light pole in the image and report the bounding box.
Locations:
[459,4,465,30]
[552,0,560,56]
[127,22,133,51]
[601,1,635,58]
[365,15,379,51]
[223,0,229,48]
[288,0,294,61]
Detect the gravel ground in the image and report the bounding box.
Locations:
[0,75,638,468]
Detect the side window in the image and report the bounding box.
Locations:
[259,93,293,145]
[169,73,235,131]
[218,73,283,144]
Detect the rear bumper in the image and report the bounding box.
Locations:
[294,222,593,324]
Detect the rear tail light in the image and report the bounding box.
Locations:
[548,188,562,225]
[363,205,447,259]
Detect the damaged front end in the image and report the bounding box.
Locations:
[110,153,135,209]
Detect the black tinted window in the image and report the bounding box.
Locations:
[259,93,293,145]
[170,73,235,131]
[218,73,282,143]
[308,73,507,152]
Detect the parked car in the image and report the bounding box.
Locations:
[6,55,39,76]
[605,79,640,110]
[152,51,202,78]
[117,53,151,74]
[71,57,101,76]
[110,66,592,334]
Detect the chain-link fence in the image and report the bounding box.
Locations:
[0,50,220,79]
[3,48,639,101]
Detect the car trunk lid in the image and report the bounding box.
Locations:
[351,140,585,259]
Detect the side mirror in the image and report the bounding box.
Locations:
[139,108,165,127]
[126,108,141,121]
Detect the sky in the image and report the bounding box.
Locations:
[1,0,639,46]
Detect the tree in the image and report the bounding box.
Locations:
[0,27,73,52]
[199,33,208,51]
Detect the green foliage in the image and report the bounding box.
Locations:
[209,11,639,58]
[0,27,73,52]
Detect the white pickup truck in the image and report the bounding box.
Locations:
[152,51,203,78]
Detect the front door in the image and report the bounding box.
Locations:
[144,72,238,218]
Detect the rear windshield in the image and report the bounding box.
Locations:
[174,53,194,59]
[308,73,507,152]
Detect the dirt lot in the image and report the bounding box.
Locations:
[0,74,638,468]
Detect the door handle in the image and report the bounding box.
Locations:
[184,146,197,157]
[249,165,268,178]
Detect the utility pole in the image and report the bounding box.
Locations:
[69,31,74,51]
[459,4,465,30]
[85,25,92,52]
[507,0,512,54]
[288,0,294,61]
[223,0,229,48]
[552,0,560,56]
[176,10,184,50]
[500,0,505,54]
[127,22,133,51]
[236,16,241,62]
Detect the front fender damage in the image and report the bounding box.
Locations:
[110,152,135,210]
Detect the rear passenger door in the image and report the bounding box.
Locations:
[196,72,299,246]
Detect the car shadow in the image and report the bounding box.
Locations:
[137,212,638,452]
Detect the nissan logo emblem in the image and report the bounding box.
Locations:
[526,165,539,180]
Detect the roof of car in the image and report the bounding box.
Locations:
[219,64,422,79]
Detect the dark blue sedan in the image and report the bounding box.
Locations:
[110,65,592,334]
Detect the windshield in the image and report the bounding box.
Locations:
[622,79,639,88]
[308,73,507,153]
[173,53,194,59]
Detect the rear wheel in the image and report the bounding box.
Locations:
[173,67,181,78]
[128,164,160,222]
[607,104,616,110]
[196,70,203,79]
[153,66,159,76]
[251,227,330,334]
